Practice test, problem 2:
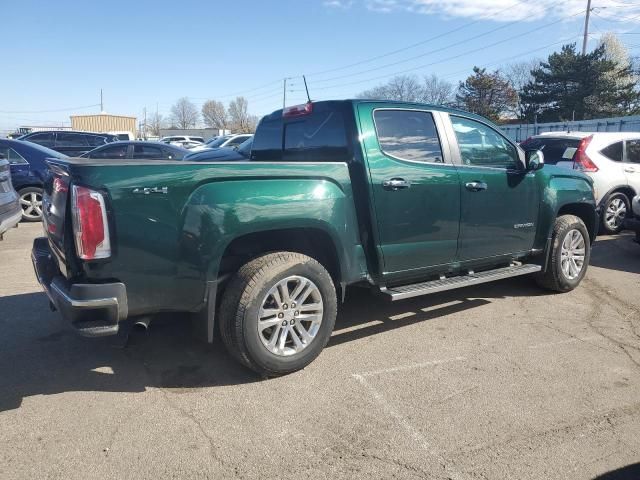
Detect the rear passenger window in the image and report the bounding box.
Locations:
[601,141,623,162]
[56,133,88,147]
[25,132,54,147]
[625,140,640,164]
[374,110,443,163]
[284,110,349,162]
[451,116,519,169]
[251,115,283,161]
[133,145,163,159]
[89,145,128,159]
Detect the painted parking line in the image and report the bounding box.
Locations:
[354,356,467,378]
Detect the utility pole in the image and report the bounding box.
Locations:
[582,0,592,55]
[100,89,104,112]
[283,78,287,110]
[143,107,147,140]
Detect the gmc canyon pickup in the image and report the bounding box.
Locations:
[32,100,597,376]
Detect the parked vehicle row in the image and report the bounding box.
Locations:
[18,130,117,156]
[31,99,597,376]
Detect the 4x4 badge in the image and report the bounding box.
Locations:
[132,187,168,195]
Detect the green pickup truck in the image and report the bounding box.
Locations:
[32,100,597,376]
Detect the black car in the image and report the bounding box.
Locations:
[19,130,117,156]
[81,141,189,160]
[0,139,68,221]
[183,137,252,162]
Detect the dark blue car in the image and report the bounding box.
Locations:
[0,139,67,221]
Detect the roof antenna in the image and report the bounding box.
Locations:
[303,75,311,103]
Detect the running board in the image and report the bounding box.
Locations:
[380,263,542,301]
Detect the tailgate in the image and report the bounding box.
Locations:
[42,161,72,273]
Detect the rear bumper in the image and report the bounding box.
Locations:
[0,205,21,238]
[31,237,128,337]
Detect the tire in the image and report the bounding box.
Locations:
[536,214,590,292]
[600,192,629,235]
[18,187,44,222]
[219,252,337,377]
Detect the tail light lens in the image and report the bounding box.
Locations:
[573,135,598,172]
[71,185,111,260]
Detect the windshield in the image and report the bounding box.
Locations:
[206,136,231,148]
[237,138,253,157]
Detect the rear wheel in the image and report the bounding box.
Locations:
[18,187,43,222]
[219,252,337,376]
[536,214,590,292]
[601,192,629,234]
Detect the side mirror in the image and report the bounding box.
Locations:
[526,149,545,171]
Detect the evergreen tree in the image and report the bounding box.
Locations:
[456,67,517,122]
[520,43,639,122]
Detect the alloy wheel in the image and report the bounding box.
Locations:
[560,229,586,280]
[20,191,43,220]
[605,197,627,230]
[257,275,324,356]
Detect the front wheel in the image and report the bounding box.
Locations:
[536,214,590,292]
[219,252,337,376]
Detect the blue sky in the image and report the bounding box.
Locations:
[2,0,639,133]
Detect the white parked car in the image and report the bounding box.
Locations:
[160,135,205,149]
[521,132,640,234]
[189,134,253,153]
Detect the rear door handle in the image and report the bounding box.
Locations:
[465,181,488,192]
[383,178,411,190]
[624,167,636,173]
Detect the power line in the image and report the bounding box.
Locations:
[304,0,533,78]
[0,104,100,114]
[311,11,586,93]
[309,8,585,89]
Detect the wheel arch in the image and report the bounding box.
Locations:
[217,227,343,287]
[557,202,598,243]
[599,185,636,209]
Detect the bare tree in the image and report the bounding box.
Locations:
[358,75,423,102]
[228,96,252,133]
[146,112,166,137]
[201,100,229,131]
[421,74,454,105]
[503,59,540,118]
[170,97,199,129]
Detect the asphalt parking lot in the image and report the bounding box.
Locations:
[1,223,640,480]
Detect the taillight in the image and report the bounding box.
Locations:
[573,135,598,172]
[71,185,111,260]
[283,102,313,118]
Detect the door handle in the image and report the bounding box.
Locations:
[465,181,488,192]
[383,178,411,190]
[624,167,636,173]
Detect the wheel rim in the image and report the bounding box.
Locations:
[20,191,43,219]
[605,197,626,230]
[257,275,324,357]
[560,229,586,280]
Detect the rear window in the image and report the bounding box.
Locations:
[252,104,349,162]
[520,137,580,165]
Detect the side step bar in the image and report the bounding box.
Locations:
[380,263,542,301]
